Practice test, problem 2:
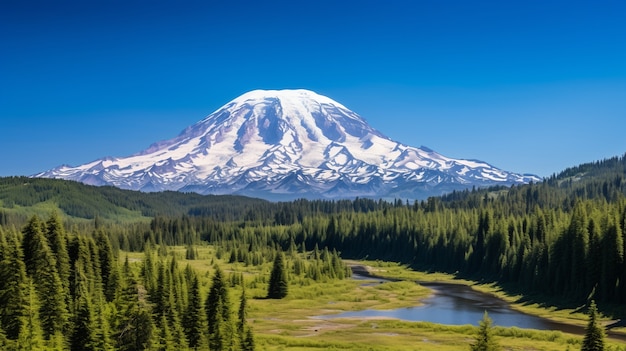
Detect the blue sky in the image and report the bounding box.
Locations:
[1,0,625,177]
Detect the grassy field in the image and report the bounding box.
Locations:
[122,247,626,351]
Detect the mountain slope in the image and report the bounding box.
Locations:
[36,89,539,199]
[0,176,268,222]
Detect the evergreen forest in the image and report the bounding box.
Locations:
[1,153,626,350]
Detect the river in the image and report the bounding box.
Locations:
[319,267,626,342]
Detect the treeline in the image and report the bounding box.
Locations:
[0,213,351,350]
[0,176,269,221]
[116,196,625,307]
[101,154,626,309]
[0,177,393,225]
[3,154,626,312]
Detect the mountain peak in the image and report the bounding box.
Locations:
[232,89,347,107]
[35,90,540,200]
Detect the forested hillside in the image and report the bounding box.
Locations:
[86,154,626,307]
[0,154,625,349]
[0,177,269,224]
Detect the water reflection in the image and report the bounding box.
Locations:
[327,281,553,330]
[327,273,626,342]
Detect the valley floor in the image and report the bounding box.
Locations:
[209,256,625,351]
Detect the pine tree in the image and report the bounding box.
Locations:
[19,279,44,351]
[0,325,9,351]
[183,275,203,350]
[70,261,96,351]
[237,286,247,337]
[205,266,233,351]
[94,229,118,302]
[238,286,255,351]
[45,212,71,303]
[114,257,156,351]
[185,244,198,260]
[0,229,28,340]
[267,252,288,299]
[581,301,605,351]
[242,327,255,351]
[92,297,113,351]
[155,315,175,351]
[470,311,500,351]
[21,215,69,340]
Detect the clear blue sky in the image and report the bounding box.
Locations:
[2,0,625,178]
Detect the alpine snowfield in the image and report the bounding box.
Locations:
[35,89,540,200]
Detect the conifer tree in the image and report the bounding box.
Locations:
[267,252,288,299]
[205,266,233,351]
[114,257,156,351]
[186,244,198,260]
[237,286,247,337]
[470,311,500,351]
[155,315,175,351]
[19,279,44,351]
[92,296,113,351]
[0,229,27,340]
[95,228,118,302]
[581,301,605,351]
[70,261,96,351]
[22,215,46,277]
[238,286,255,351]
[0,325,9,351]
[45,212,71,300]
[183,275,204,350]
[242,327,255,351]
[21,215,69,340]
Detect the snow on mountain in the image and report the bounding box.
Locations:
[35,89,540,200]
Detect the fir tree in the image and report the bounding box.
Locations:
[470,311,500,351]
[205,266,233,351]
[114,257,156,351]
[0,229,27,340]
[19,279,44,351]
[581,301,605,351]
[242,327,255,351]
[238,286,255,351]
[183,275,204,350]
[237,286,247,337]
[45,212,71,300]
[94,228,118,302]
[21,215,69,339]
[0,325,9,351]
[70,262,96,351]
[267,252,288,299]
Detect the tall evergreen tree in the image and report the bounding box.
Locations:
[237,286,247,337]
[21,215,69,339]
[70,261,96,351]
[183,275,204,350]
[205,266,233,351]
[0,325,9,351]
[242,327,255,351]
[94,228,118,302]
[19,279,44,351]
[0,229,28,340]
[470,311,500,351]
[45,212,71,303]
[581,301,605,351]
[238,286,255,351]
[114,257,156,351]
[267,252,288,299]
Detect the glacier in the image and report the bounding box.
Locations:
[35,89,540,200]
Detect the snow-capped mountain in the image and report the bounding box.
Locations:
[35,89,539,200]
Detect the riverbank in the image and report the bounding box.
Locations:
[348,260,626,342]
